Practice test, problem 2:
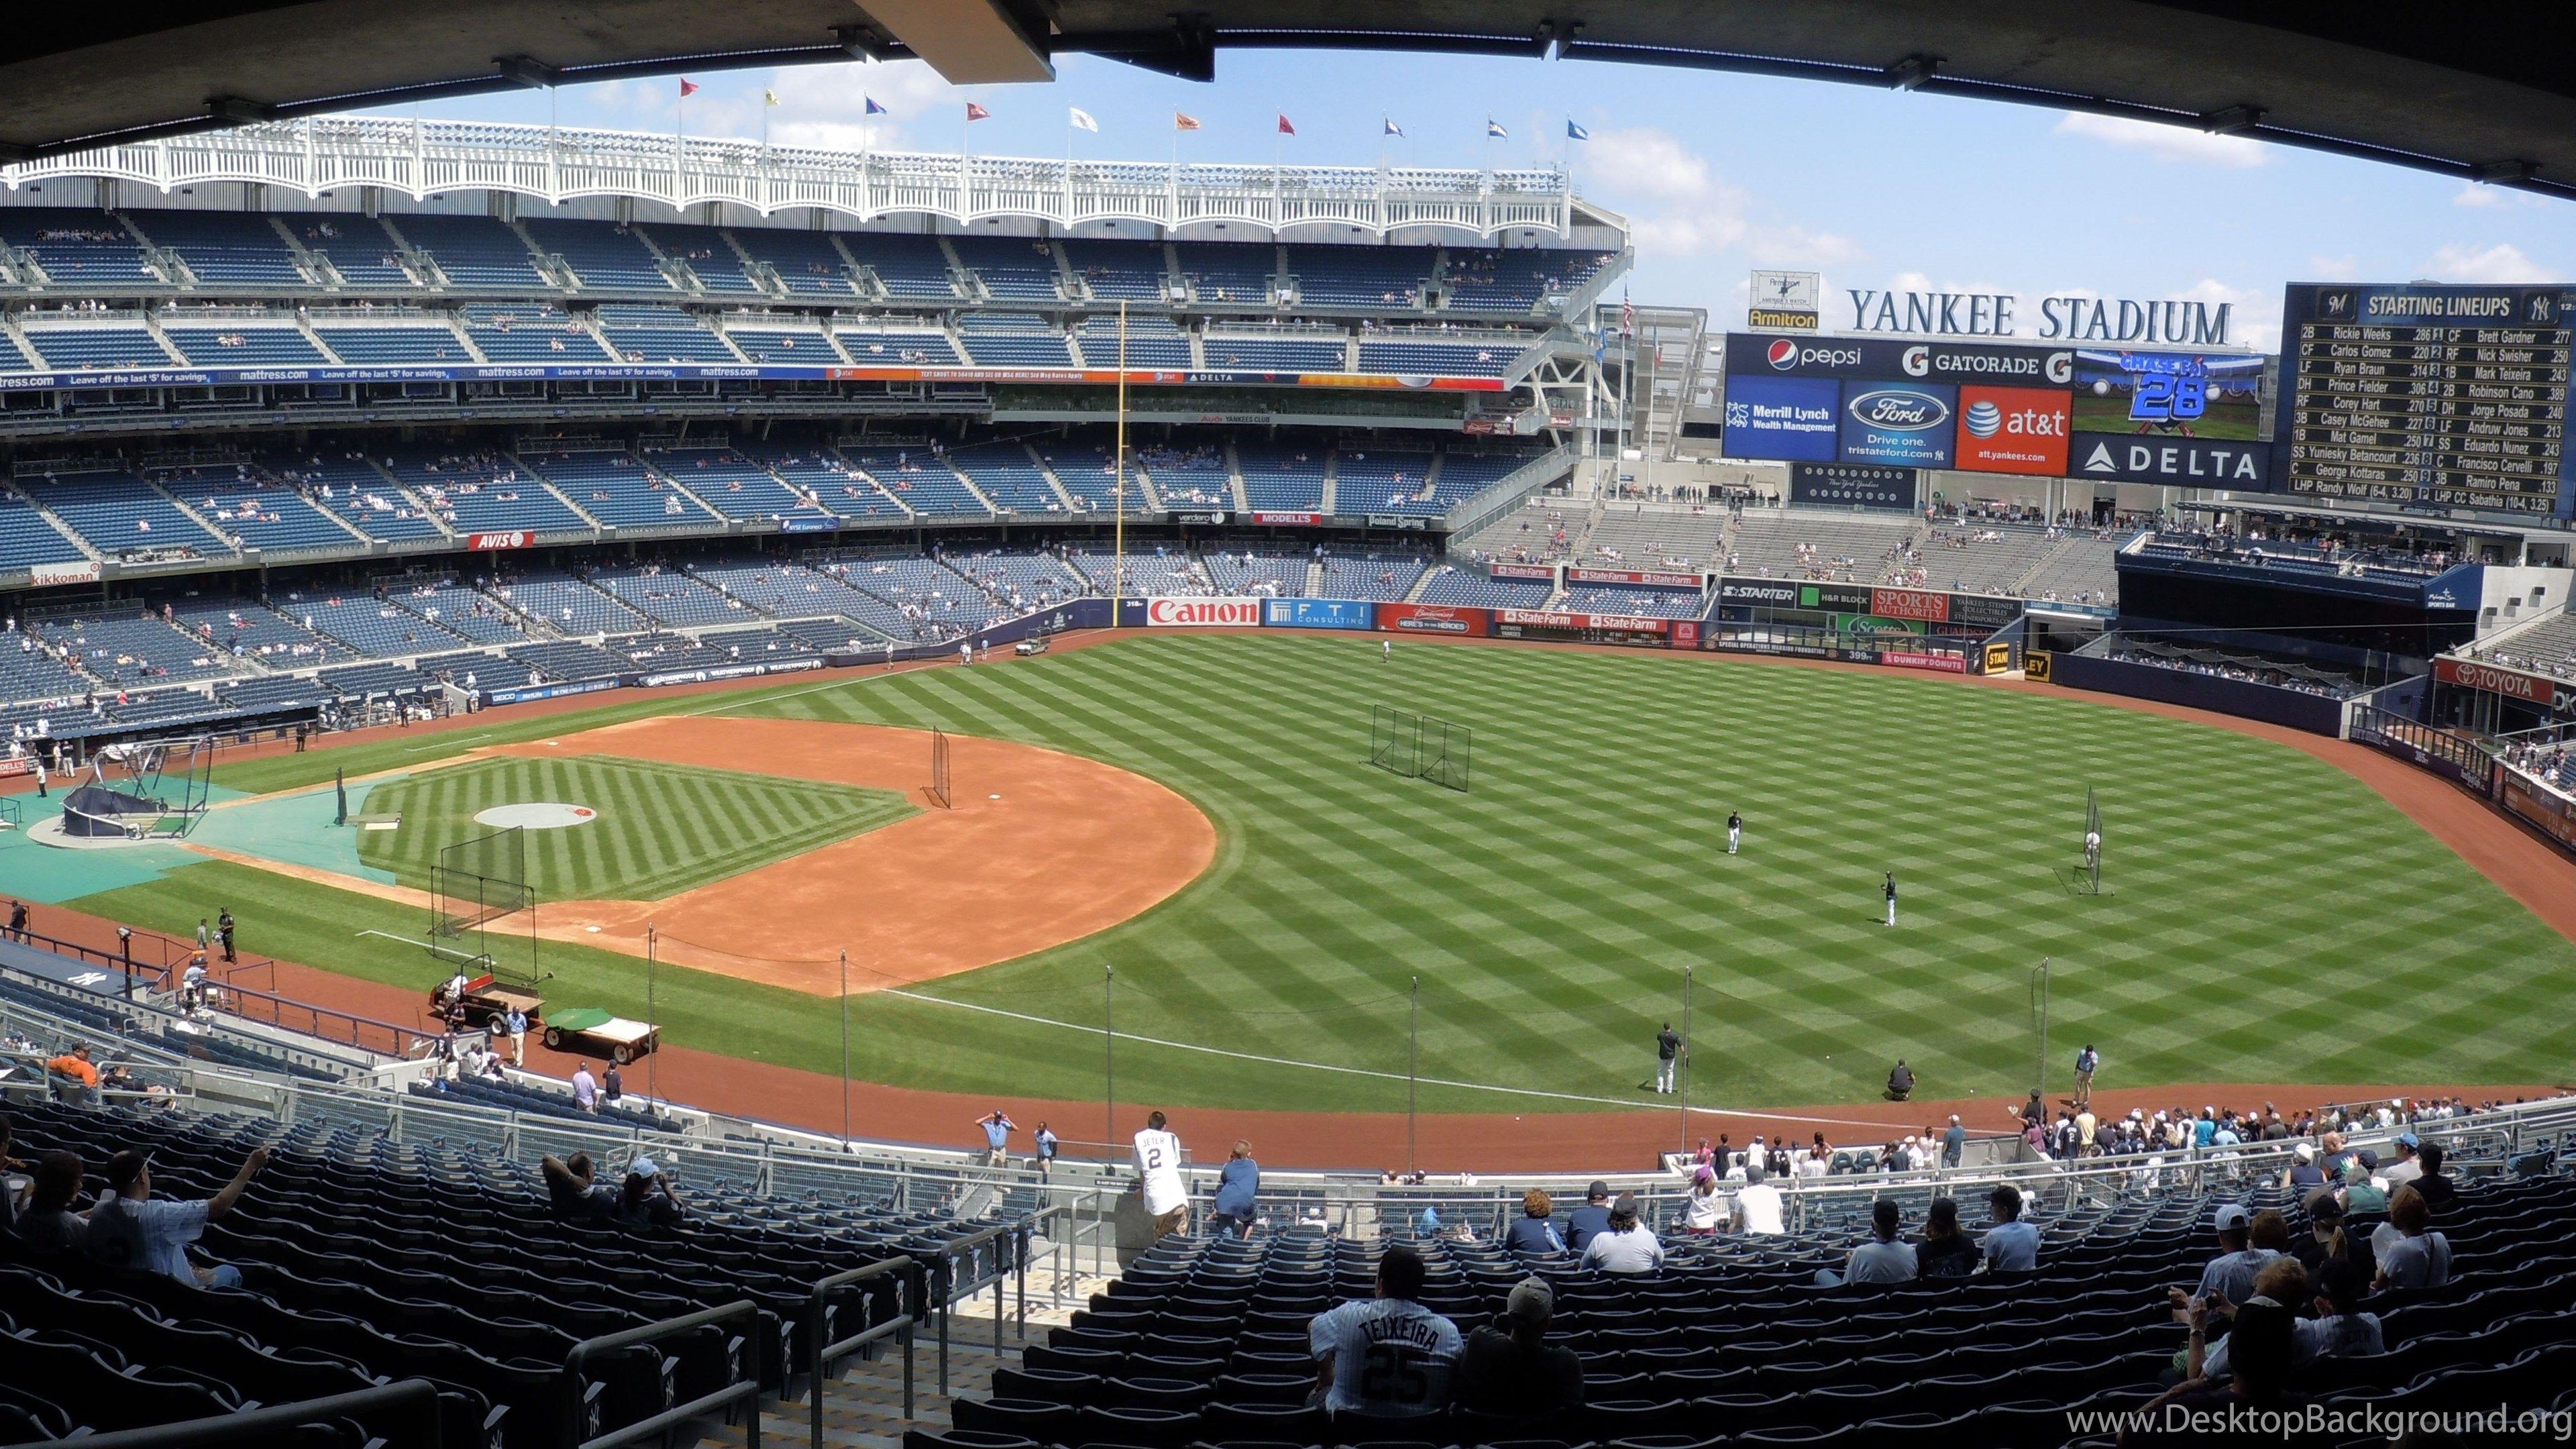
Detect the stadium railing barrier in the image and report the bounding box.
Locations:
[561,1299,762,1449]
[43,1379,446,1449]
[804,1257,926,1442]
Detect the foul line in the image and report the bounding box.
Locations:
[879,987,1900,1132]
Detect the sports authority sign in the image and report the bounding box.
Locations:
[1870,587,1952,624]
[1145,596,1263,627]
[2434,655,2568,708]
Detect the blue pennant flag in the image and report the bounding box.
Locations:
[1566,119,1590,141]
[1485,119,1507,139]
[1383,116,1404,138]
[865,96,890,116]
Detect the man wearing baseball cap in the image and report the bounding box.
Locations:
[2379,1132,2424,1191]
[86,1143,269,1287]
[1564,1181,1613,1252]
[1452,1276,1585,1420]
[2171,1203,2280,1314]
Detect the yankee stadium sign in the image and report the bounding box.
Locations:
[1845,289,2234,346]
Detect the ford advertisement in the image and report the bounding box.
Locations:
[1839,382,1957,468]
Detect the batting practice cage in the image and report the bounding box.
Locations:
[1369,704,1473,793]
[429,826,538,982]
[930,727,954,809]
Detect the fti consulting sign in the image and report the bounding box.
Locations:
[1721,376,1838,462]
[1955,385,2071,476]
[1839,382,1956,467]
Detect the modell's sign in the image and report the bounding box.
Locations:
[469,531,535,551]
[1146,596,1263,627]
[1252,511,1322,526]
[1568,567,1702,589]
[2436,656,2557,706]
[1871,588,1951,624]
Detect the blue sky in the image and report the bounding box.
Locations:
[374,48,2573,352]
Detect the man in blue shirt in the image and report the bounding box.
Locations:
[1211,1140,1260,1238]
[1565,1181,1613,1252]
[1941,1115,1966,1170]
[1034,1122,1059,1179]
[87,1146,269,1287]
[977,1110,1018,1167]
[1980,1183,2040,1273]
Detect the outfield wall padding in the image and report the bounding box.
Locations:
[2051,651,2346,736]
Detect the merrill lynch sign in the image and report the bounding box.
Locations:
[1847,288,2233,346]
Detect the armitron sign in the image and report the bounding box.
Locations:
[1145,596,1263,627]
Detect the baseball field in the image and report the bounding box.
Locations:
[39,631,2576,1116]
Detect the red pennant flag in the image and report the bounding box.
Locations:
[1277,114,1296,136]
[965,101,991,121]
[678,79,700,98]
[1174,112,1202,131]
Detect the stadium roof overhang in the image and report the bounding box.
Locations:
[4,3,2574,201]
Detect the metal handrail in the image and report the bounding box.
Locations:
[803,1256,926,1446]
[33,1379,443,1449]
[561,1300,763,1449]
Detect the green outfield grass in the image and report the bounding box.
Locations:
[75,633,2576,1112]
[355,754,916,900]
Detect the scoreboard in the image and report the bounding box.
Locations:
[2276,284,2574,517]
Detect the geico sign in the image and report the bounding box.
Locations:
[1145,596,1262,627]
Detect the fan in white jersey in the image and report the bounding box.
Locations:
[1132,1110,1189,1239]
[1309,1246,1462,1416]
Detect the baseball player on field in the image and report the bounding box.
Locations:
[1726,810,1742,856]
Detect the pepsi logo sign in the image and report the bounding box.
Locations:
[1764,340,1862,372]
[1766,338,1799,370]
[1848,388,1951,432]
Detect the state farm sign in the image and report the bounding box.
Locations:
[2435,656,2557,706]
[1145,596,1262,627]
[469,531,535,551]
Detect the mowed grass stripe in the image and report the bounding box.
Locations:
[356,755,917,901]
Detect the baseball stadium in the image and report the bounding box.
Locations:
[2,9,2575,1449]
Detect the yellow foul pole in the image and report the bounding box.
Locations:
[1114,299,1129,619]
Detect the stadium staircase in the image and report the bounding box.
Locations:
[1221,445,1252,515]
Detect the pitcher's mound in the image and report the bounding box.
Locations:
[473,802,598,829]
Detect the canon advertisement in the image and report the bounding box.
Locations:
[1144,597,1263,627]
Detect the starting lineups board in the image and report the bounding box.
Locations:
[2276,283,2575,517]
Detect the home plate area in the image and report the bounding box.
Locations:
[472,802,597,830]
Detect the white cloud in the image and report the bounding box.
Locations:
[2424,241,2553,284]
[2451,182,2552,209]
[1582,124,1862,273]
[2054,112,2269,168]
[1587,125,1718,199]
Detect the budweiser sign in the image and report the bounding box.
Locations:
[2436,656,2557,706]
[1375,602,1488,635]
[469,531,535,551]
[1871,587,1951,623]
[1145,596,1262,627]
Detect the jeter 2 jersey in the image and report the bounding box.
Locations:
[1309,1298,1462,1415]
[1133,1128,1187,1216]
